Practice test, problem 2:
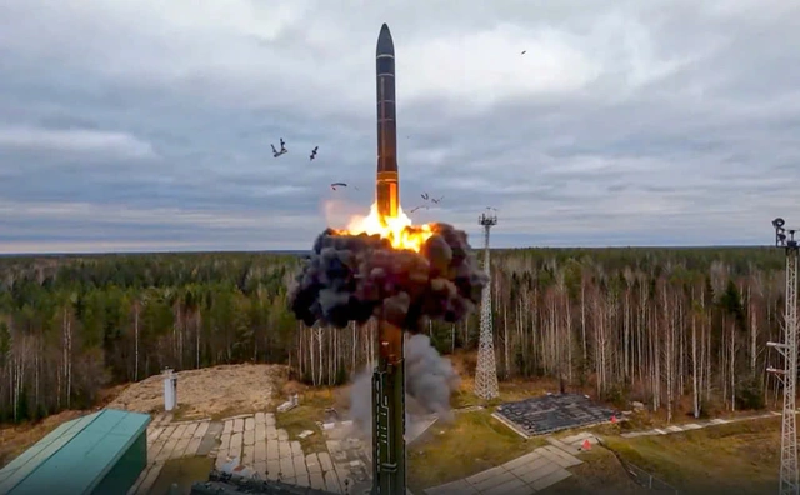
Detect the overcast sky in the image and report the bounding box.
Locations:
[1,0,799,253]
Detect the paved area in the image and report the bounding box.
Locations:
[127,409,441,495]
[620,411,780,438]
[127,403,779,495]
[425,433,596,495]
[127,415,222,495]
[129,412,371,495]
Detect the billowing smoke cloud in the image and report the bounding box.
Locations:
[289,224,487,331]
[348,334,460,442]
[289,224,484,442]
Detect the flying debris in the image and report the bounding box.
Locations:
[330,182,347,191]
[409,205,429,214]
[420,193,443,205]
[271,138,287,157]
[310,146,319,161]
[521,50,526,55]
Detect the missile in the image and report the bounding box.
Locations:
[376,23,398,223]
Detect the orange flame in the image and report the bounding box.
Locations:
[334,203,433,252]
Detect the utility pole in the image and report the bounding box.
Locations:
[767,217,799,495]
[475,211,499,400]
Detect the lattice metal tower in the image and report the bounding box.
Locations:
[474,212,500,400]
[767,217,800,495]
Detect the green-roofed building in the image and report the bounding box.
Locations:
[0,408,150,495]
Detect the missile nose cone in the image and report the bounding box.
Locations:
[376,23,395,56]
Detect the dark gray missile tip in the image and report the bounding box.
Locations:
[376,23,395,56]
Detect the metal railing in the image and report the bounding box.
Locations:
[624,461,680,493]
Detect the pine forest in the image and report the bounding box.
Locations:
[0,247,790,425]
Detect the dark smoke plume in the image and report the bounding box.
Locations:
[289,224,487,331]
[348,334,460,442]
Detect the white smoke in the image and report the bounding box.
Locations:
[347,334,460,443]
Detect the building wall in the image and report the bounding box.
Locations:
[92,431,147,495]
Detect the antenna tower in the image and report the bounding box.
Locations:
[474,212,499,400]
[767,217,799,495]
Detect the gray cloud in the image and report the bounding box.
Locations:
[0,0,799,253]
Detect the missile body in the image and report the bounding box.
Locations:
[376,23,399,223]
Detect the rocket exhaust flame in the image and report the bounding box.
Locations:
[333,203,433,252]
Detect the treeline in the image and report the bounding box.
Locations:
[0,253,303,423]
[0,246,790,426]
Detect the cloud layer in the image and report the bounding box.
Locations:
[1,0,799,253]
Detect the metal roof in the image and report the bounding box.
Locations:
[0,409,150,495]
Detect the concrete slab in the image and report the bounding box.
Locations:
[193,421,210,439]
[541,446,582,467]
[254,440,267,462]
[233,418,244,432]
[483,477,528,495]
[502,451,542,471]
[327,439,341,453]
[244,430,255,446]
[278,441,292,459]
[306,453,320,469]
[531,468,570,491]
[266,414,276,426]
[471,471,517,493]
[290,440,303,457]
[185,437,202,456]
[171,423,188,440]
[266,460,280,480]
[280,456,295,479]
[425,479,478,495]
[310,473,326,490]
[278,430,289,441]
[229,432,243,461]
[266,441,279,461]
[323,470,340,493]
[294,455,308,476]
[174,436,191,457]
[254,461,267,478]
[466,466,506,485]
[157,437,179,461]
[245,417,255,431]
[147,426,164,442]
[255,422,266,441]
[243,444,255,465]
[516,460,561,484]
[223,420,233,435]
[318,452,334,472]
[334,464,350,485]
[296,475,310,487]
[134,461,164,495]
[255,412,267,425]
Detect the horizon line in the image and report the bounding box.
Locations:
[0,244,777,257]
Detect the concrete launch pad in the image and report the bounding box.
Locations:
[494,394,618,437]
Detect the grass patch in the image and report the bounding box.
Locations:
[407,410,546,491]
[601,417,780,494]
[274,393,334,454]
[150,455,213,495]
[538,448,647,495]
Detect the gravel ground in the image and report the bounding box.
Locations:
[108,364,286,418]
